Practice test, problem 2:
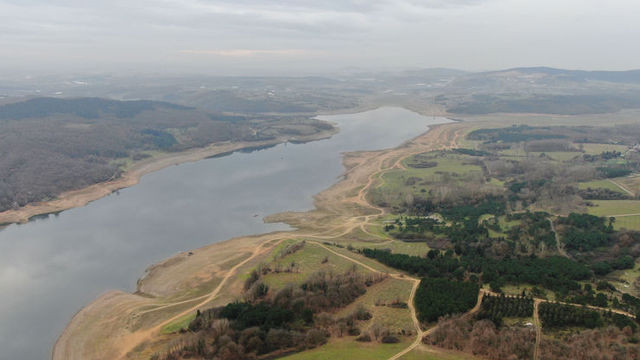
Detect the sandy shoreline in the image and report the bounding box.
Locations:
[0,128,337,226]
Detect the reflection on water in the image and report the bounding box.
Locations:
[0,107,450,359]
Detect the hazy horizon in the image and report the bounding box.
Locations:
[1,0,640,76]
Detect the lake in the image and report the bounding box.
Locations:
[0,107,449,360]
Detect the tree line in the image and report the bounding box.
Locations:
[359,247,592,297]
[539,302,638,331]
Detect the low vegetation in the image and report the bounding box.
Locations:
[539,326,640,360]
[424,315,535,360]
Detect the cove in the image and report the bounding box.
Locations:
[0,107,450,359]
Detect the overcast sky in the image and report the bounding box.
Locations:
[1,0,639,75]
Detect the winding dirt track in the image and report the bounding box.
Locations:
[386,278,422,360]
[548,218,569,258]
[309,242,422,360]
[533,300,542,360]
[608,179,635,197]
[112,237,286,360]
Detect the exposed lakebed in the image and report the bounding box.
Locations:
[0,107,449,359]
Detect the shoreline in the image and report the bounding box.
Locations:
[0,128,337,226]
[52,117,465,360]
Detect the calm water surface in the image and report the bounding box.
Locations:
[0,107,449,359]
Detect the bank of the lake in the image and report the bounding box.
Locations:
[0,128,338,226]
[0,107,450,360]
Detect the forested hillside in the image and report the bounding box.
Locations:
[0,97,334,213]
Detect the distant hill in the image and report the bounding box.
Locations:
[0,97,190,120]
[497,67,640,84]
[401,68,469,78]
[449,67,640,89]
[443,67,640,115]
[448,93,640,115]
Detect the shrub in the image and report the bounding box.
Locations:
[381,335,400,343]
[305,329,329,348]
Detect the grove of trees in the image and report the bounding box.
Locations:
[414,278,479,323]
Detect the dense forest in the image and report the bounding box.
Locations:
[360,247,592,296]
[0,97,189,120]
[0,97,334,213]
[414,278,479,323]
[556,213,613,252]
[539,302,637,331]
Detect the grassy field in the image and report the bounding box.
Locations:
[487,177,505,186]
[335,277,414,333]
[402,154,482,176]
[320,245,400,274]
[609,265,640,296]
[456,137,481,150]
[503,316,534,326]
[262,241,371,289]
[362,221,394,240]
[355,240,431,257]
[497,216,520,231]
[498,143,628,159]
[498,147,527,158]
[615,175,640,195]
[587,200,640,216]
[580,143,629,155]
[534,151,580,161]
[610,215,640,231]
[400,347,477,360]
[160,312,196,334]
[578,179,627,193]
[373,152,483,209]
[491,283,555,301]
[280,338,411,360]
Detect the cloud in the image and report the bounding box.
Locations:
[179,49,320,57]
[1,0,639,73]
